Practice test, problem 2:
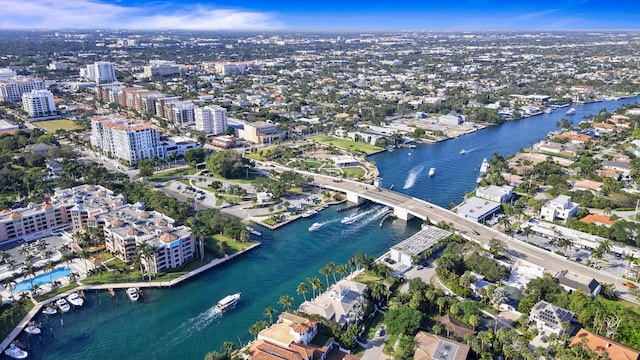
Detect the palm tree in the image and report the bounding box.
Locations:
[79,249,91,274]
[44,261,54,286]
[327,262,338,284]
[296,282,309,301]
[309,277,323,298]
[239,230,250,249]
[22,263,36,290]
[319,264,331,288]
[347,257,356,275]
[522,226,533,240]
[263,306,277,324]
[222,341,236,357]
[557,238,572,257]
[278,295,293,310]
[335,264,348,280]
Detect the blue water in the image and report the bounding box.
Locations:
[14,268,71,292]
[15,96,640,359]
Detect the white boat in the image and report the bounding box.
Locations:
[341,212,359,224]
[301,209,318,218]
[126,288,139,301]
[4,344,28,359]
[480,158,490,174]
[216,293,240,312]
[308,222,323,232]
[566,107,576,115]
[24,324,41,335]
[67,292,84,307]
[543,107,552,114]
[460,149,466,155]
[245,226,262,237]
[42,306,57,315]
[428,168,436,177]
[56,298,71,312]
[476,177,483,184]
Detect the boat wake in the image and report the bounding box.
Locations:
[402,165,425,189]
[160,305,222,347]
[463,144,486,155]
[341,206,390,234]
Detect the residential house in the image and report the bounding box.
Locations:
[570,328,640,360]
[414,331,470,360]
[528,300,574,335]
[555,270,601,298]
[298,279,367,328]
[475,185,513,203]
[540,195,579,222]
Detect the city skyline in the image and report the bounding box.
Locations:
[1,0,640,31]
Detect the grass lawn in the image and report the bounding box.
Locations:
[212,234,251,254]
[342,167,365,179]
[149,168,191,181]
[314,136,383,155]
[354,272,385,286]
[365,311,385,338]
[36,119,85,132]
[34,283,80,301]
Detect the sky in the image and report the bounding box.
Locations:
[0,0,639,31]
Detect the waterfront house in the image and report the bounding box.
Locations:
[298,279,367,328]
[475,185,513,203]
[528,300,574,336]
[456,197,502,223]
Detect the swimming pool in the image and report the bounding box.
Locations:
[14,267,71,292]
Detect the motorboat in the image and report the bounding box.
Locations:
[245,226,262,237]
[67,292,84,307]
[566,107,576,115]
[216,293,240,312]
[56,298,71,312]
[42,306,57,315]
[480,158,490,174]
[308,222,323,232]
[24,324,41,335]
[460,149,466,155]
[341,212,359,224]
[428,168,436,177]
[543,107,552,114]
[301,209,318,218]
[4,344,28,359]
[126,288,139,301]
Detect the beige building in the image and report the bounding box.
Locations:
[238,121,281,144]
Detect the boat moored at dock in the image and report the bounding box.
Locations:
[67,292,84,307]
[56,298,70,312]
[4,344,28,359]
[126,288,139,301]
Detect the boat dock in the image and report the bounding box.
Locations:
[0,242,261,353]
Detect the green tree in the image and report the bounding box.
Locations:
[296,282,309,301]
[139,158,155,178]
[263,306,277,324]
[384,305,423,336]
[278,294,293,310]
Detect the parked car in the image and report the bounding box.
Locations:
[623,281,636,288]
[416,265,424,270]
[375,326,385,337]
[383,258,396,264]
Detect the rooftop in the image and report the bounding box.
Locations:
[391,226,452,256]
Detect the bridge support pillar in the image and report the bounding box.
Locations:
[345,191,364,204]
[394,207,414,221]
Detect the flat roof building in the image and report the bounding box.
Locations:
[390,226,452,266]
[457,197,502,223]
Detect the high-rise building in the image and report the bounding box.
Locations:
[195,105,228,135]
[90,114,165,163]
[170,101,196,127]
[143,60,181,78]
[22,89,57,119]
[0,76,46,101]
[81,61,117,83]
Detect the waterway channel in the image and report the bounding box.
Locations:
[17,96,640,360]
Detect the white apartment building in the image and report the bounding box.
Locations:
[0,76,47,101]
[195,105,228,135]
[81,61,117,83]
[143,61,181,78]
[0,68,17,79]
[22,89,57,119]
[170,101,196,127]
[90,115,165,163]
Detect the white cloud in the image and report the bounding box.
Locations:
[0,0,284,30]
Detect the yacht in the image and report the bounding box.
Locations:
[126,288,139,301]
[543,107,552,114]
[301,209,318,218]
[428,168,436,177]
[216,293,240,312]
[460,149,466,155]
[308,222,323,232]
[56,298,71,312]
[566,107,576,115]
[479,158,490,174]
[42,306,57,315]
[24,324,41,335]
[4,344,28,359]
[67,292,84,307]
